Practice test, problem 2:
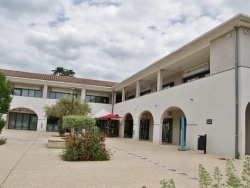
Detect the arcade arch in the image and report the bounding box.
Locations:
[161,106,186,145]
[123,113,134,138]
[139,111,154,141]
[7,107,38,131]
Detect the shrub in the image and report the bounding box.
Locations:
[160,155,250,188]
[0,119,5,134]
[0,136,7,145]
[62,115,96,134]
[160,178,175,188]
[62,129,112,161]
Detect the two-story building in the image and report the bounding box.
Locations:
[1,14,250,158]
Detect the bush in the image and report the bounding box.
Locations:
[62,129,112,161]
[0,136,7,145]
[0,119,5,134]
[62,115,96,134]
[161,156,250,188]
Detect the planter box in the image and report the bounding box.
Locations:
[48,137,66,149]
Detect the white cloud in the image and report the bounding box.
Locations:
[0,0,249,81]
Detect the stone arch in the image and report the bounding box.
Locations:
[160,106,186,145]
[7,107,38,131]
[138,110,154,141]
[123,113,134,138]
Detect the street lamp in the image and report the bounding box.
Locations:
[71,87,77,115]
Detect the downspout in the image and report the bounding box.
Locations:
[111,90,114,114]
[234,26,239,159]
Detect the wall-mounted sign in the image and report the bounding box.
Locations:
[183,62,209,78]
[206,119,212,124]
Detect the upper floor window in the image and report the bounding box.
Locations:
[13,88,42,98]
[127,95,135,100]
[183,70,210,83]
[162,82,174,90]
[49,91,77,99]
[140,90,151,96]
[86,95,109,104]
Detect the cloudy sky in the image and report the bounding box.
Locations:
[0,0,250,82]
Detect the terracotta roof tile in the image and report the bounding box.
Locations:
[0,69,117,87]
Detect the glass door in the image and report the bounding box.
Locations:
[15,113,23,129]
[8,112,38,131]
[29,115,38,131]
[139,119,150,140]
[8,113,16,129]
[162,118,174,143]
[22,114,29,130]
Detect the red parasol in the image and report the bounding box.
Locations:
[98,114,122,119]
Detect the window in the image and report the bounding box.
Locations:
[162,82,174,90]
[183,71,210,83]
[12,88,42,98]
[13,88,21,96]
[86,95,109,104]
[49,91,77,99]
[140,90,151,96]
[127,95,135,100]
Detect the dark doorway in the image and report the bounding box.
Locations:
[162,118,173,143]
[124,114,133,138]
[139,119,150,140]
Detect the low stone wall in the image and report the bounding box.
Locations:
[48,137,66,149]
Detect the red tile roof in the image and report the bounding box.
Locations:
[0,69,117,87]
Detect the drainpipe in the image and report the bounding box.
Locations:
[111,90,114,114]
[234,26,239,159]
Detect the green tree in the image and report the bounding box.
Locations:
[52,67,75,77]
[44,97,91,136]
[0,73,12,134]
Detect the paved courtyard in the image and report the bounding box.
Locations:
[0,129,245,188]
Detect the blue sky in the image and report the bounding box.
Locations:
[0,0,250,81]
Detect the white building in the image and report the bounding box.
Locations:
[1,14,250,158]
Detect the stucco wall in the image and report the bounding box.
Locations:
[210,31,235,74]
[238,67,250,156]
[239,27,250,67]
[114,70,236,157]
[7,96,112,132]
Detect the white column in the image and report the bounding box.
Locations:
[133,124,140,140]
[43,85,48,98]
[37,118,47,132]
[122,88,126,102]
[157,69,163,91]
[136,81,141,98]
[80,88,86,100]
[113,91,116,104]
[153,124,162,144]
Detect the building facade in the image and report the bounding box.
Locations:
[1,14,250,158]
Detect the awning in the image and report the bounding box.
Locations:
[98,114,122,119]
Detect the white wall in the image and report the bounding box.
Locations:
[114,70,236,157]
[7,96,112,132]
[210,31,235,74]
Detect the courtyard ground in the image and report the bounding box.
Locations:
[0,129,244,188]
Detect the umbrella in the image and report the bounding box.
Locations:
[92,109,111,118]
[98,114,122,119]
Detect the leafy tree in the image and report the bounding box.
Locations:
[52,67,75,77]
[64,69,75,77]
[0,73,12,133]
[44,97,91,136]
